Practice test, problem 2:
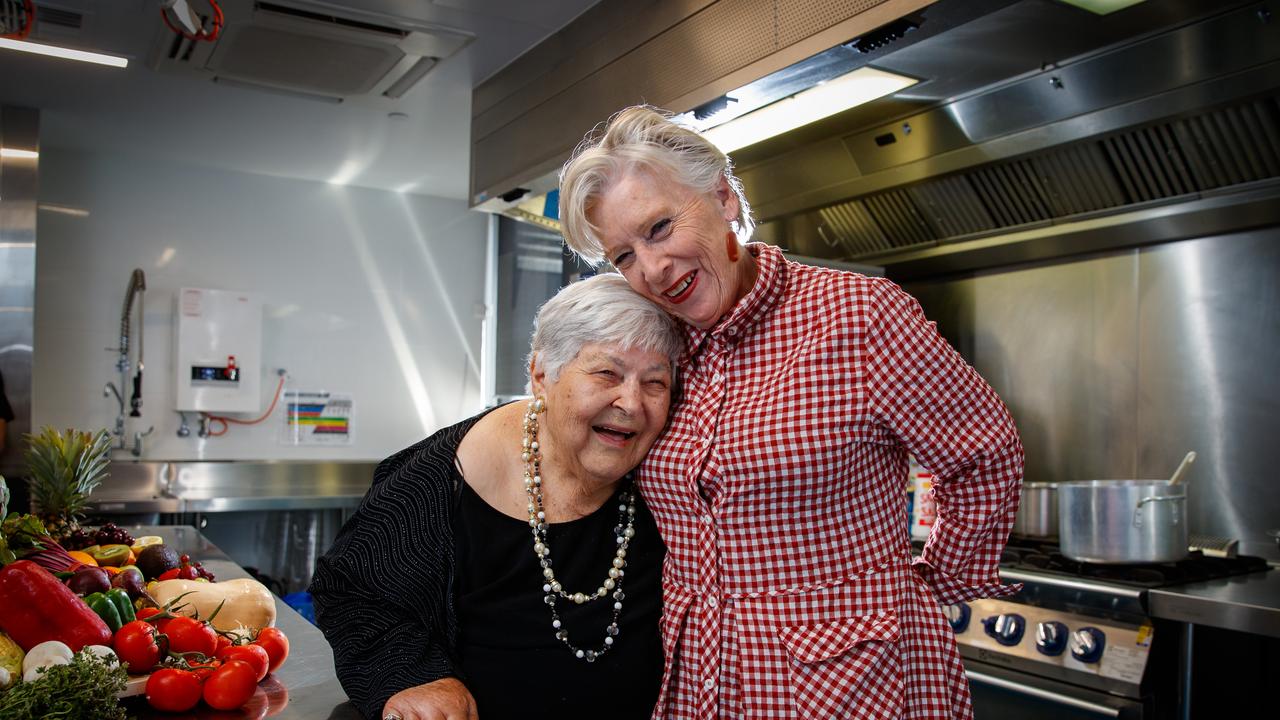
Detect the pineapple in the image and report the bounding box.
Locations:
[22,427,111,538]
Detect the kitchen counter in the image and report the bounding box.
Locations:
[123,525,360,719]
[1148,567,1280,638]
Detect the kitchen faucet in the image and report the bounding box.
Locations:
[106,269,153,454]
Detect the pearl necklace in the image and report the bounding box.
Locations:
[523,397,636,663]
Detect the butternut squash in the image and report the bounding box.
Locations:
[150,578,276,633]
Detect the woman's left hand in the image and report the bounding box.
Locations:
[381,677,479,720]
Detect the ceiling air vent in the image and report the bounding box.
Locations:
[147,0,472,105]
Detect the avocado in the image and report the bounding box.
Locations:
[136,543,180,580]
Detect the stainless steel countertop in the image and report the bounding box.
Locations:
[1148,568,1280,638]
[122,525,360,719]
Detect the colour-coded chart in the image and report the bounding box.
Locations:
[281,390,353,445]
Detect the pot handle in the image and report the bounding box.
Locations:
[1134,495,1185,528]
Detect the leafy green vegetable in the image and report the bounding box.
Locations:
[0,649,128,719]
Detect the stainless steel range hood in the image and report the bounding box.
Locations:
[473,0,1280,273]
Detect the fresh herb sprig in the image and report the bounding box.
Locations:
[0,649,129,719]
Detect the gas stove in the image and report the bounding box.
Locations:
[944,539,1269,717]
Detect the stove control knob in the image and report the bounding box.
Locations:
[943,604,971,633]
[981,613,1026,646]
[1035,621,1068,656]
[1070,627,1107,663]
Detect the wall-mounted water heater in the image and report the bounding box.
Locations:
[174,288,262,413]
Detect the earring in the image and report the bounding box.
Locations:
[533,395,546,413]
[725,231,740,262]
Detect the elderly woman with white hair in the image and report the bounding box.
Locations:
[556,106,1024,719]
[311,273,683,720]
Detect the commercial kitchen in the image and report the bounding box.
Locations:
[0,0,1277,718]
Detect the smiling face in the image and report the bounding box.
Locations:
[590,166,752,329]
[530,342,673,489]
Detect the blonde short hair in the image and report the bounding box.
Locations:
[558,105,754,266]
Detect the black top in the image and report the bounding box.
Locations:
[310,407,665,720]
[455,481,664,720]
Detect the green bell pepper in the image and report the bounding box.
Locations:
[84,588,135,632]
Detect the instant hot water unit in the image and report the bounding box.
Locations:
[174,288,262,413]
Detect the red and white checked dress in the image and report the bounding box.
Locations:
[638,243,1024,719]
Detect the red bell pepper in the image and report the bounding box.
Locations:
[0,559,113,651]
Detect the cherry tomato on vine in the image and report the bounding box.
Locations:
[218,643,271,681]
[188,657,222,680]
[203,659,259,710]
[114,620,166,673]
[214,633,233,653]
[136,607,173,633]
[252,627,290,674]
[166,615,219,656]
[146,667,203,712]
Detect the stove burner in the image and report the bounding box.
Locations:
[999,539,1269,588]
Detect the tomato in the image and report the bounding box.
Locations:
[202,659,259,710]
[214,633,233,653]
[114,620,166,673]
[146,667,203,712]
[167,615,219,656]
[188,657,222,680]
[252,628,290,674]
[136,607,172,633]
[218,643,270,681]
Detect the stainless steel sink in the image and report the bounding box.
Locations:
[84,460,377,514]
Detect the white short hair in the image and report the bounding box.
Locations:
[527,273,683,389]
[558,105,754,266]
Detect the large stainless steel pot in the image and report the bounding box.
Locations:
[1013,483,1058,538]
[1057,480,1188,564]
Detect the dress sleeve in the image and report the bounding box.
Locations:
[863,278,1024,605]
[310,446,459,719]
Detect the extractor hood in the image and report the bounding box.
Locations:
[472,0,1280,273]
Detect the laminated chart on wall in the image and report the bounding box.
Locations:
[281,390,353,445]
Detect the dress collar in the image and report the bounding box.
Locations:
[683,242,787,357]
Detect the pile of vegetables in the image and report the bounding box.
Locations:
[0,475,292,715]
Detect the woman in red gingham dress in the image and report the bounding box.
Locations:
[557,106,1024,719]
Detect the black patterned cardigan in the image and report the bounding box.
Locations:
[310,413,483,720]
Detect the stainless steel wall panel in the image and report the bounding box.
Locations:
[1134,231,1280,560]
[901,225,1280,562]
[0,106,37,482]
[905,251,1141,489]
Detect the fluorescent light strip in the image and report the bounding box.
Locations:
[0,148,38,159]
[704,66,918,153]
[0,38,129,68]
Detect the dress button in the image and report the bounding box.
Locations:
[727,327,737,336]
[707,596,718,608]
[703,677,715,690]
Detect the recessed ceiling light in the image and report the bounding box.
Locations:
[0,38,129,68]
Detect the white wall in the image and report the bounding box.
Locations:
[34,148,487,461]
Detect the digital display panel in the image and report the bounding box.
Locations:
[191,366,240,383]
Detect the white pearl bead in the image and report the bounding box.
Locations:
[543,568,554,579]
[534,543,546,555]
[575,650,584,659]
[624,527,635,539]
[552,582,562,593]
[612,557,625,568]
[608,568,620,578]
[604,579,616,590]
[573,592,585,604]
[604,637,613,645]
[614,602,623,611]
[552,620,561,628]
